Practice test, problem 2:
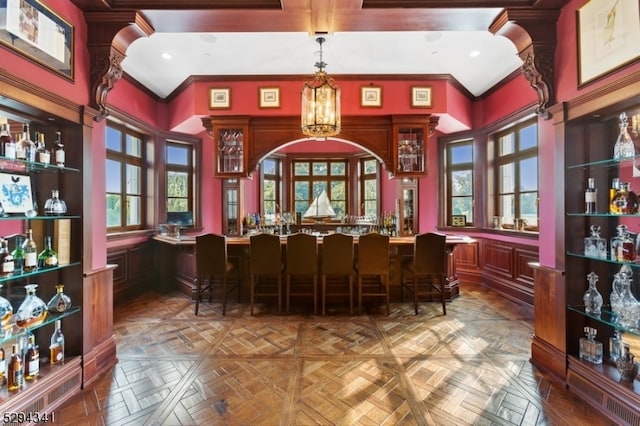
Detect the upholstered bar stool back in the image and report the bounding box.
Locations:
[194,233,238,315]
[401,232,447,315]
[357,232,390,315]
[285,233,318,314]
[249,233,283,315]
[321,233,355,315]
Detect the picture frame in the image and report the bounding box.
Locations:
[0,0,74,80]
[259,87,280,108]
[451,215,466,227]
[0,172,33,214]
[360,85,382,108]
[209,88,231,109]
[577,0,640,86]
[411,86,432,108]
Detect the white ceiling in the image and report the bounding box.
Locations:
[122,30,523,99]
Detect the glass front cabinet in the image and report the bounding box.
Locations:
[207,116,250,178]
[397,178,417,236]
[391,115,437,177]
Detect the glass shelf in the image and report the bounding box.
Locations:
[567,155,640,170]
[568,305,640,337]
[567,212,640,217]
[566,251,640,266]
[0,306,80,346]
[0,157,78,173]
[0,214,80,221]
[0,262,81,284]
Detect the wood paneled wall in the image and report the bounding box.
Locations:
[107,241,155,303]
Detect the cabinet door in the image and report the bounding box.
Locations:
[391,115,435,177]
[222,179,241,236]
[398,178,417,236]
[210,117,250,177]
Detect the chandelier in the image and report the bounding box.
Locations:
[301,37,341,138]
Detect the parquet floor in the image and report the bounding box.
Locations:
[56,283,617,425]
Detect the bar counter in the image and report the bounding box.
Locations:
[153,233,475,303]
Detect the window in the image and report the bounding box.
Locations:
[360,158,379,219]
[446,140,474,225]
[495,119,538,229]
[166,141,194,214]
[262,158,280,216]
[293,159,348,218]
[105,124,146,231]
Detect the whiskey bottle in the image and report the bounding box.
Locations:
[0,346,6,386]
[54,131,65,167]
[35,132,50,165]
[24,334,39,380]
[0,120,13,158]
[37,236,58,269]
[609,178,620,214]
[7,344,23,391]
[22,229,37,273]
[11,236,24,274]
[0,239,14,277]
[50,320,64,364]
[15,123,35,162]
[584,177,596,213]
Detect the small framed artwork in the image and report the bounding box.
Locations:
[361,85,382,108]
[259,87,280,108]
[451,215,466,227]
[577,0,640,86]
[0,173,33,214]
[411,86,432,108]
[209,88,231,109]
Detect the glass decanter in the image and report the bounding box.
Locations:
[44,189,67,215]
[611,182,638,214]
[616,343,638,382]
[46,284,71,313]
[583,272,603,316]
[613,112,635,159]
[618,276,640,331]
[0,284,13,329]
[579,326,603,364]
[610,273,624,319]
[15,284,47,328]
[611,224,637,261]
[584,224,607,259]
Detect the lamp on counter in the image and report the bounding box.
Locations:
[301,37,341,138]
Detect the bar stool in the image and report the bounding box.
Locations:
[356,232,390,315]
[249,233,283,315]
[285,233,318,314]
[194,233,239,315]
[400,232,447,315]
[321,233,355,315]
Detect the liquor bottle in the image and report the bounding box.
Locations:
[11,236,24,274]
[585,177,596,213]
[37,236,58,269]
[609,178,620,214]
[0,284,12,328]
[0,346,6,386]
[7,344,23,391]
[0,239,14,277]
[22,229,37,273]
[613,112,636,160]
[54,131,65,167]
[49,320,64,364]
[616,343,639,382]
[579,326,603,364]
[43,189,67,215]
[610,224,636,262]
[15,284,47,328]
[15,123,35,161]
[35,132,50,165]
[24,334,39,380]
[46,284,71,313]
[611,182,638,214]
[584,224,606,259]
[0,119,12,158]
[609,330,623,363]
[583,272,603,316]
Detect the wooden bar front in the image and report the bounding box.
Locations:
[154,234,474,304]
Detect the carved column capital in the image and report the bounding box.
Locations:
[85,11,154,121]
[428,115,440,137]
[490,8,560,120]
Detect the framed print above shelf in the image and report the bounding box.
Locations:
[411,86,432,108]
[0,0,74,80]
[209,88,231,109]
[361,85,382,108]
[259,87,280,108]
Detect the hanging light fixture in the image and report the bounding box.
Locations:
[301,37,341,138]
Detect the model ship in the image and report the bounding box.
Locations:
[303,190,335,221]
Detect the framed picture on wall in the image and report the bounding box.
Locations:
[411,86,432,108]
[361,85,382,107]
[209,88,231,109]
[0,0,74,80]
[259,87,280,108]
[0,173,33,214]
[577,0,640,86]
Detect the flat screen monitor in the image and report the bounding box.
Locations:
[166,211,193,227]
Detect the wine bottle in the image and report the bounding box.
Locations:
[11,236,24,274]
[585,177,596,213]
[54,131,65,167]
[0,239,14,277]
[7,344,23,391]
[23,229,38,273]
[37,236,58,269]
[24,334,39,380]
[15,123,35,161]
[50,320,64,364]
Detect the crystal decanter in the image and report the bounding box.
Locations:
[583,272,603,316]
[0,284,12,329]
[610,272,625,320]
[611,224,637,262]
[15,284,47,328]
[616,343,638,382]
[613,112,636,160]
[579,326,603,364]
[584,224,607,259]
[611,182,638,214]
[618,276,640,331]
[44,189,67,216]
